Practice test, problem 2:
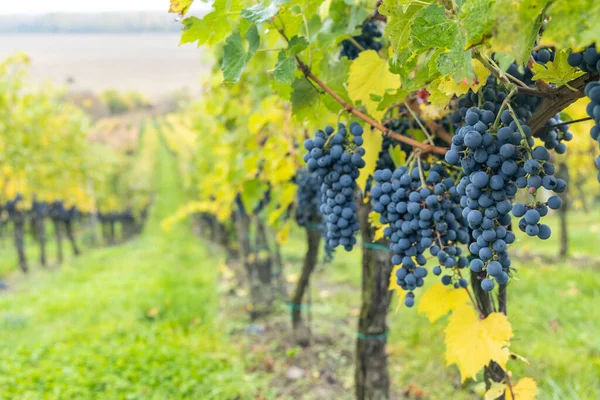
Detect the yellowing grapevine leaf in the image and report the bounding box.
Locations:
[276,220,291,244]
[428,59,488,108]
[388,145,406,167]
[356,126,383,194]
[348,50,400,121]
[512,377,538,400]
[169,0,194,16]
[418,282,469,322]
[531,50,586,88]
[445,305,513,382]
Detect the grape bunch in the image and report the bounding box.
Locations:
[340,21,383,60]
[371,163,470,307]
[446,106,565,291]
[585,81,600,182]
[304,122,365,251]
[568,45,600,73]
[295,170,321,227]
[533,114,573,152]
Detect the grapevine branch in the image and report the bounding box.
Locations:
[528,73,599,133]
[293,56,449,155]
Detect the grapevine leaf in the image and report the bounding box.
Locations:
[483,382,506,400]
[410,4,458,52]
[379,1,427,54]
[290,78,329,123]
[511,377,538,400]
[531,50,586,88]
[494,52,515,73]
[180,16,231,47]
[169,0,194,16]
[388,145,406,167]
[241,0,286,23]
[544,0,600,50]
[459,0,494,47]
[417,282,469,322]
[288,36,309,55]
[275,220,291,244]
[320,57,352,112]
[240,178,264,212]
[347,50,400,121]
[356,127,383,194]
[445,305,513,382]
[437,34,474,82]
[221,25,260,84]
[272,50,297,85]
[491,0,549,64]
[428,59,488,107]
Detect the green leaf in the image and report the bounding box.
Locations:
[544,0,600,50]
[241,0,287,23]
[459,0,494,47]
[180,16,231,47]
[379,1,427,54]
[531,50,586,88]
[410,4,458,51]
[179,0,246,46]
[437,34,474,82]
[288,36,309,55]
[491,0,549,64]
[221,25,260,84]
[270,36,308,85]
[291,78,328,123]
[320,57,351,112]
[272,50,297,85]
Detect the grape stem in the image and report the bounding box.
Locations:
[347,37,366,52]
[505,371,516,400]
[547,116,593,129]
[416,154,427,187]
[493,88,517,129]
[473,52,553,98]
[456,270,485,319]
[404,101,435,146]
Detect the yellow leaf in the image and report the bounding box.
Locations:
[418,283,470,322]
[388,145,406,167]
[347,50,400,121]
[374,225,386,241]
[512,377,537,400]
[445,305,513,382]
[356,126,383,194]
[484,382,506,400]
[276,220,291,244]
[429,59,489,108]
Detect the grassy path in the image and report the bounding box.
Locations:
[0,141,260,399]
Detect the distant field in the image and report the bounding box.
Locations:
[0,33,209,98]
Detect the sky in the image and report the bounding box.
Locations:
[0,0,183,14]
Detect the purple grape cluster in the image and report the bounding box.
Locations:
[304,122,365,251]
[446,106,566,291]
[585,81,600,182]
[371,163,470,306]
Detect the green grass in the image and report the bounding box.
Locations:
[0,142,264,399]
